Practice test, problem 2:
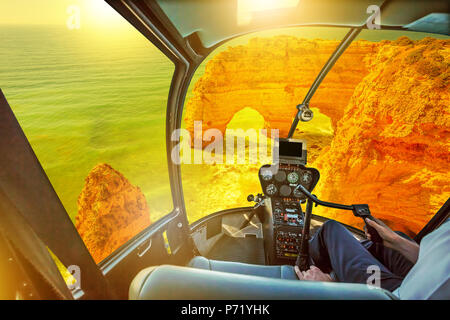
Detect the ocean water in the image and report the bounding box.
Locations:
[0,25,175,222]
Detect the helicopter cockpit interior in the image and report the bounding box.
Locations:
[0,0,449,301]
[127,135,393,300]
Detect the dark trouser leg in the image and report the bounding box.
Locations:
[309,220,404,291]
[361,232,414,278]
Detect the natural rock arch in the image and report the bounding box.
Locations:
[225,106,272,134]
[183,36,378,141]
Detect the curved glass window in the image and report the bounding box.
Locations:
[182,27,449,237]
[182,27,349,223]
[0,1,174,263]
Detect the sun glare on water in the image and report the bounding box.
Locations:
[88,0,119,21]
[82,0,129,31]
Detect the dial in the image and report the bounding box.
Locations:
[287,171,299,184]
[280,185,292,197]
[261,168,273,181]
[265,184,277,196]
[293,187,304,198]
[275,170,286,182]
[301,171,312,184]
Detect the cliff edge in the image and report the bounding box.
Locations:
[314,37,449,235]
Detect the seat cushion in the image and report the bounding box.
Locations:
[129,264,396,300]
[188,256,298,280]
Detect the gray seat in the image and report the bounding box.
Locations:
[188,256,298,280]
[129,264,396,300]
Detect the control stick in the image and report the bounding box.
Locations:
[296,198,313,271]
[292,185,383,271]
[243,193,265,230]
[247,193,265,209]
[293,184,382,243]
[351,204,383,243]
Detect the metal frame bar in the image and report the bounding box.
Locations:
[0,90,114,299]
[287,27,362,138]
[106,0,201,223]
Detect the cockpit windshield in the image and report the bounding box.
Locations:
[181,27,450,237]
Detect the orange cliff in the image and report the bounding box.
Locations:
[75,163,151,263]
[184,36,449,235]
[184,36,380,140]
[314,37,450,236]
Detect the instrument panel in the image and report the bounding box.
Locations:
[259,163,320,262]
[259,164,319,200]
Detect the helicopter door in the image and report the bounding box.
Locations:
[98,211,194,299]
[0,90,194,299]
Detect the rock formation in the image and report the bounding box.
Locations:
[184,36,449,236]
[75,163,151,263]
[314,37,449,236]
[184,36,379,140]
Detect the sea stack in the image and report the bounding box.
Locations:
[75,163,151,263]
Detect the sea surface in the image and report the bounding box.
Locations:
[0,25,177,222]
[1,24,444,225]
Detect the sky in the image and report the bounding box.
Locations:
[0,0,129,29]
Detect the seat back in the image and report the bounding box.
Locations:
[130,265,396,300]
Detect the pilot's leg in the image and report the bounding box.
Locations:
[362,232,415,278]
[309,220,404,291]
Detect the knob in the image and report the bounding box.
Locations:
[300,109,314,121]
[247,194,255,202]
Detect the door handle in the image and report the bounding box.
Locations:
[137,238,152,257]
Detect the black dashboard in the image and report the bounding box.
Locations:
[259,164,319,200]
[257,140,320,264]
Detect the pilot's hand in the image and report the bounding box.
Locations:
[365,217,400,249]
[295,265,333,282]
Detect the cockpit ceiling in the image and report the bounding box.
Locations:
[153,0,449,48]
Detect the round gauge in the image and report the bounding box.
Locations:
[301,171,312,184]
[275,170,286,182]
[287,171,299,184]
[293,187,304,198]
[260,168,273,181]
[280,185,291,197]
[265,184,277,196]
